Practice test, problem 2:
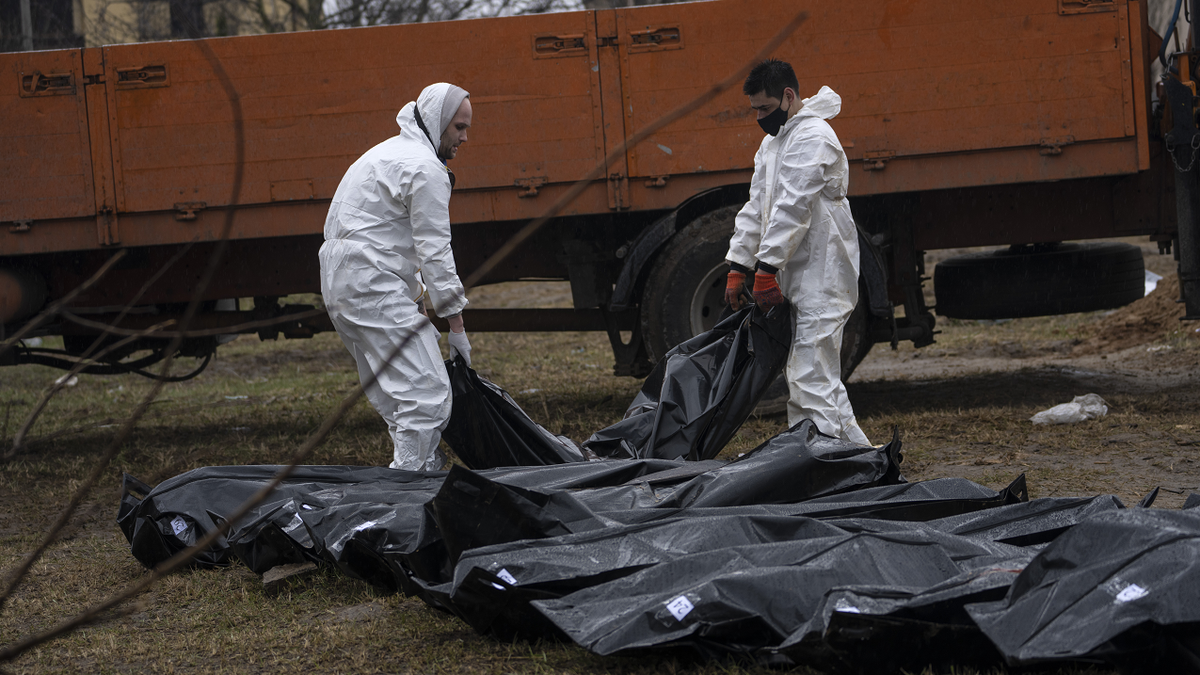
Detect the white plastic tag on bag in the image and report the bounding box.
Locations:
[665,595,695,621]
[170,516,187,536]
[1116,583,1148,603]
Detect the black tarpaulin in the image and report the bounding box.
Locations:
[441,356,584,469]
[583,305,791,461]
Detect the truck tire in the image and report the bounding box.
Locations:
[639,205,873,414]
[933,242,1145,320]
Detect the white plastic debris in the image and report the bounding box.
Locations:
[1145,270,1163,296]
[1030,394,1108,425]
[55,374,78,387]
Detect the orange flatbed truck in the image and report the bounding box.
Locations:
[1,0,1196,380]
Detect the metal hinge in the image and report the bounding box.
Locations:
[175,202,207,221]
[515,177,547,198]
[84,73,105,85]
[1039,136,1075,155]
[10,220,32,233]
[644,176,669,188]
[598,36,619,48]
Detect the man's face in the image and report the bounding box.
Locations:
[438,98,472,161]
[747,88,796,120]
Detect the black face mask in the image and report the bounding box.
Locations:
[757,97,791,136]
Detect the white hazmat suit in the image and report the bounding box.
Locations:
[319,83,470,471]
[726,86,871,446]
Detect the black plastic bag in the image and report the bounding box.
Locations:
[967,508,1200,671]
[531,529,973,658]
[429,426,905,554]
[441,356,584,469]
[660,420,904,508]
[117,465,432,570]
[583,304,791,461]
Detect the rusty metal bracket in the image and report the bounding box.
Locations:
[10,220,32,233]
[515,177,546,198]
[863,150,895,171]
[174,202,207,221]
[1059,0,1115,14]
[644,176,669,188]
[19,71,74,97]
[1039,136,1075,155]
[115,64,169,89]
[629,27,682,52]
[533,34,586,57]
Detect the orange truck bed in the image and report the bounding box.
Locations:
[0,0,1185,375]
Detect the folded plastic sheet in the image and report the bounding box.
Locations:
[583,305,791,460]
[441,356,584,469]
[967,508,1200,671]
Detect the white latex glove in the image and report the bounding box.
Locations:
[448,329,471,366]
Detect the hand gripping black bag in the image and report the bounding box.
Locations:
[583,304,791,461]
[441,356,584,469]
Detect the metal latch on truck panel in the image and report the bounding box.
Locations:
[18,72,73,97]
[533,35,586,57]
[863,150,895,171]
[10,221,32,233]
[116,65,168,88]
[515,177,547,198]
[174,202,206,221]
[1058,0,1115,14]
[629,27,681,52]
[1039,136,1075,155]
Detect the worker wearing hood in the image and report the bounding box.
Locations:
[319,82,473,471]
[725,60,871,446]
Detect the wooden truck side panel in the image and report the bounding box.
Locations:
[1,49,95,223]
[3,0,1148,254]
[0,0,1161,322]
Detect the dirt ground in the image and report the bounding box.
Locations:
[848,264,1200,509]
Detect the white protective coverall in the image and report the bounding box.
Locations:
[725,86,871,446]
[319,83,470,471]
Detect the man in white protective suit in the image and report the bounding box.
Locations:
[724,59,871,446]
[319,82,474,471]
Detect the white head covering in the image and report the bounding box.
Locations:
[394,82,470,155]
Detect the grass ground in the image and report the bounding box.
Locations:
[2,264,1197,673]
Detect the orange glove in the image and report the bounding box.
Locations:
[752,270,786,309]
[725,269,747,309]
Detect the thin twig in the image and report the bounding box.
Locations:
[0,13,810,660]
[0,331,411,663]
[0,36,245,617]
[6,242,195,455]
[7,320,175,457]
[0,250,127,359]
